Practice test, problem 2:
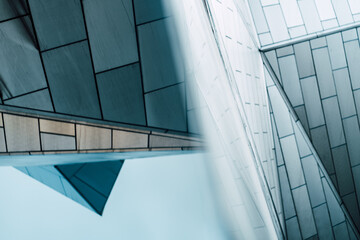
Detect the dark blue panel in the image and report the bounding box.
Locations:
[4,89,53,111]
[57,160,124,215]
[84,0,138,72]
[134,0,168,25]
[0,17,47,99]
[42,41,101,119]
[145,83,187,131]
[69,177,107,214]
[97,63,146,125]
[138,18,183,92]
[75,162,122,196]
[28,0,86,50]
[0,0,28,21]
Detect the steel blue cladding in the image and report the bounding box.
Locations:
[42,41,102,119]
[27,0,86,51]
[96,63,146,125]
[3,89,53,112]
[0,17,47,99]
[0,0,28,22]
[83,0,138,73]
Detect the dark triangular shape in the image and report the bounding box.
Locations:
[56,160,124,215]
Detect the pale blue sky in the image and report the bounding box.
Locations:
[0,153,229,240]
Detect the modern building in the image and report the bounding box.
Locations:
[1,0,360,239]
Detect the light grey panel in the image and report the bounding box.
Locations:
[41,133,75,151]
[248,0,269,34]
[310,126,335,175]
[297,0,322,33]
[332,0,354,25]
[0,17,47,99]
[342,29,358,42]
[322,178,345,225]
[294,42,315,78]
[312,47,336,99]
[333,68,356,118]
[276,46,293,57]
[292,185,317,239]
[0,0,27,21]
[327,33,347,70]
[333,222,349,240]
[97,63,146,125]
[280,135,305,188]
[268,86,293,138]
[263,5,289,42]
[300,76,325,128]
[344,40,360,90]
[310,37,327,49]
[278,55,303,107]
[42,41,101,119]
[258,32,273,46]
[3,114,40,152]
[4,89,53,112]
[332,145,354,197]
[84,0,138,73]
[289,25,307,38]
[28,0,86,50]
[138,18,182,92]
[322,97,345,148]
[343,116,360,167]
[313,204,334,240]
[302,155,325,207]
[286,217,302,240]
[145,83,187,131]
[134,0,168,25]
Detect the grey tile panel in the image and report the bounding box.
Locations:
[344,40,360,90]
[40,133,76,151]
[333,68,356,118]
[300,76,325,128]
[278,55,303,107]
[326,33,347,70]
[322,97,345,148]
[292,185,317,239]
[293,42,315,78]
[3,114,40,152]
[312,47,337,99]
